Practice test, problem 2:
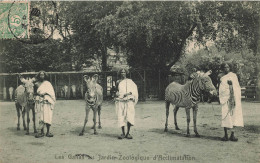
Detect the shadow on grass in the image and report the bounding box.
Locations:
[69,126,92,136]
[69,126,117,139]
[242,125,260,134]
[29,142,45,146]
[98,133,119,139]
[148,128,221,141]
[7,127,29,137]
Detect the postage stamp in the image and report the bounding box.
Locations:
[0,1,57,44]
[26,1,57,44]
[0,1,29,39]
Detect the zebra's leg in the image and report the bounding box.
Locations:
[185,108,191,137]
[164,101,170,132]
[22,107,26,130]
[26,105,30,135]
[98,106,102,129]
[93,109,98,135]
[173,106,180,130]
[193,105,200,137]
[32,106,37,133]
[16,103,21,130]
[79,107,90,136]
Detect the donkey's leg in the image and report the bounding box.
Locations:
[98,106,102,129]
[185,108,191,137]
[26,105,30,135]
[193,105,200,137]
[16,103,21,130]
[93,110,98,135]
[32,106,37,133]
[174,106,180,130]
[22,107,26,130]
[79,107,90,136]
[164,101,170,132]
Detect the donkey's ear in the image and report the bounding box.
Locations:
[28,77,36,83]
[83,75,90,82]
[31,77,36,82]
[20,77,27,84]
[204,70,212,76]
[92,74,99,83]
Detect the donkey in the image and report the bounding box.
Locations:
[15,77,37,134]
[79,74,103,136]
[164,71,217,137]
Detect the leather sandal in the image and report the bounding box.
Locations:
[46,133,54,137]
[125,134,133,139]
[230,135,238,141]
[118,134,125,139]
[35,133,44,138]
[221,136,228,141]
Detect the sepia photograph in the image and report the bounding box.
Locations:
[0,1,259,162]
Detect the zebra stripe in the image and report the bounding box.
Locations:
[165,77,202,107]
[164,74,217,135]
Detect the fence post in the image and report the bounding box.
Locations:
[3,77,6,100]
[68,74,71,99]
[55,74,57,98]
[159,69,161,99]
[106,72,108,98]
[81,74,84,99]
[16,76,18,88]
[50,74,52,84]
[143,70,146,101]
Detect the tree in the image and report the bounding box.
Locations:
[97,2,198,71]
[178,46,257,86]
[58,1,122,71]
[0,39,70,73]
[97,2,259,70]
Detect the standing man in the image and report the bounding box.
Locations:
[219,63,244,141]
[115,68,138,139]
[34,71,56,138]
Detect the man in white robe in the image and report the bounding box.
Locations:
[35,71,56,138]
[219,63,244,141]
[115,68,138,139]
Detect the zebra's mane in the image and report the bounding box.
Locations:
[184,75,202,89]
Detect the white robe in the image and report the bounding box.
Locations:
[35,81,56,125]
[115,79,138,127]
[219,72,244,128]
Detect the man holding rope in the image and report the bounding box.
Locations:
[115,68,138,140]
[219,63,244,141]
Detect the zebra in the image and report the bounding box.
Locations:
[15,77,37,134]
[164,71,217,137]
[79,74,103,136]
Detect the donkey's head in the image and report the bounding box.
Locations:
[84,74,99,106]
[21,77,36,102]
[198,71,217,96]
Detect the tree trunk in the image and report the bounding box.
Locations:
[101,46,108,99]
[158,67,171,100]
[101,46,108,72]
[256,16,260,101]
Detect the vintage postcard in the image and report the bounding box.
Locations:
[0,1,259,163]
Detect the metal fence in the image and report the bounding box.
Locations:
[0,70,185,101]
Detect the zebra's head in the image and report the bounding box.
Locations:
[21,77,36,102]
[198,71,217,96]
[84,74,99,106]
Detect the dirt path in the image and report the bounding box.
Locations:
[0,100,259,163]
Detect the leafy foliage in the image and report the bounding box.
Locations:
[0,1,259,75]
[177,46,257,86]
